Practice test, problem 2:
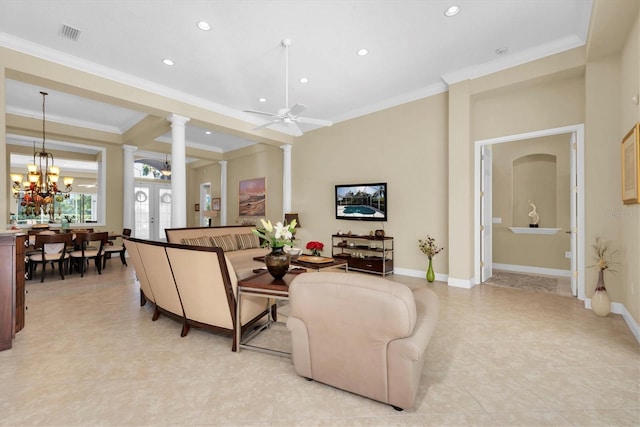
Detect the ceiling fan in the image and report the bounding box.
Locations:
[244,39,333,136]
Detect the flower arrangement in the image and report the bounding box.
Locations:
[591,236,617,274]
[252,218,297,249]
[306,241,324,256]
[418,235,444,259]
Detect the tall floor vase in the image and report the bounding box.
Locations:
[426,258,435,282]
[591,270,611,317]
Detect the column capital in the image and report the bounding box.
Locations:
[218,160,228,167]
[280,144,292,152]
[122,144,138,153]
[167,114,191,126]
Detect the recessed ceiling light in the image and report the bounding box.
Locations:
[444,5,460,17]
[495,46,508,55]
[205,131,212,135]
[196,21,211,31]
[162,58,175,66]
[258,97,267,103]
[299,77,309,83]
[357,48,369,56]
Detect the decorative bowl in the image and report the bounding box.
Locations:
[285,247,302,256]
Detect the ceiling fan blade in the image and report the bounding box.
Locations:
[288,121,303,136]
[244,109,278,118]
[296,116,333,127]
[252,119,282,131]
[287,103,307,117]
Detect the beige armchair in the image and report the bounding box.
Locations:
[286,272,439,411]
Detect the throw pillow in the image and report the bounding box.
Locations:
[181,236,213,247]
[236,233,260,250]
[210,234,238,252]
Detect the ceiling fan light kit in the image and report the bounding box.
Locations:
[244,38,332,136]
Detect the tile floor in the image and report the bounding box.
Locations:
[0,264,638,426]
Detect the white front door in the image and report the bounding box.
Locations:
[134,182,172,241]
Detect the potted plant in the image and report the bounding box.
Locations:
[252,219,297,279]
[418,235,444,283]
[590,236,617,317]
[306,241,324,257]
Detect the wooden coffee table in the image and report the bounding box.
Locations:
[253,255,348,272]
[235,271,300,357]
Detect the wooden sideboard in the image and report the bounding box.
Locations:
[0,233,26,351]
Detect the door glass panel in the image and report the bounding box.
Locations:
[134,186,150,240]
[158,188,172,239]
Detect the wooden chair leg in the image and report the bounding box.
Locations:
[40,261,45,283]
[120,251,127,266]
[58,259,65,280]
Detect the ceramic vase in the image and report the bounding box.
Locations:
[426,258,435,282]
[591,270,611,317]
[265,246,290,279]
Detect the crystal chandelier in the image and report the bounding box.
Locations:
[10,91,74,218]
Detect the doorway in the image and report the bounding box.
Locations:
[134,182,172,241]
[474,124,585,301]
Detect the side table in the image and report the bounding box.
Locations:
[235,271,301,357]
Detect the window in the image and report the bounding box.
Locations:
[13,193,97,224]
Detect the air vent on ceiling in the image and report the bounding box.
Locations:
[58,24,81,41]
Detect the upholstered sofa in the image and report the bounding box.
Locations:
[165,226,268,279]
[123,237,271,350]
[286,272,439,411]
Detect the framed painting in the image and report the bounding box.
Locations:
[239,177,266,216]
[621,123,640,204]
[211,198,221,211]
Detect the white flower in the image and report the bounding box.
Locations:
[260,219,273,232]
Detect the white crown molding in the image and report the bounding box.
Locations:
[6,105,124,134]
[441,35,586,85]
[330,82,449,124]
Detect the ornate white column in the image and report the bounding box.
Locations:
[281,144,292,215]
[219,160,228,226]
[122,144,137,232]
[167,114,190,228]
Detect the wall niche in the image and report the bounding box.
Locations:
[512,153,557,227]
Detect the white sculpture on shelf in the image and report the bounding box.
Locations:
[528,200,539,226]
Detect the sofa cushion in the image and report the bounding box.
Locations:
[181,236,214,247]
[236,233,261,250]
[225,247,269,279]
[211,234,238,252]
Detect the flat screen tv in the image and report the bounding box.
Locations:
[335,183,387,221]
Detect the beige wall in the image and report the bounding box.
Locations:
[224,144,284,226]
[293,94,449,275]
[618,11,640,322]
[492,135,571,270]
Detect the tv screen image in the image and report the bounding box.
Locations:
[335,183,387,221]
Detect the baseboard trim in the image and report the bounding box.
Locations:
[585,299,640,344]
[394,268,472,288]
[493,263,571,277]
[394,267,448,283]
[447,277,475,289]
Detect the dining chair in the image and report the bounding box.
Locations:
[68,231,109,277]
[28,233,74,283]
[103,228,132,268]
